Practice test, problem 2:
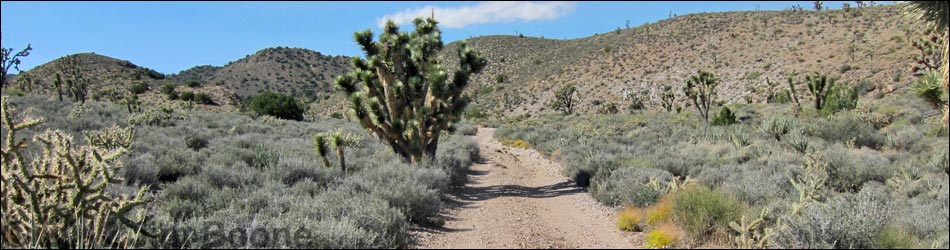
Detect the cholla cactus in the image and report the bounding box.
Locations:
[335,18,486,163]
[729,208,775,249]
[789,152,828,215]
[1,96,150,248]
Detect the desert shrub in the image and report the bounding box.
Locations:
[873,225,921,249]
[453,122,477,136]
[590,167,672,207]
[772,182,892,249]
[807,113,883,149]
[502,138,531,149]
[617,206,645,232]
[824,145,895,192]
[431,135,480,186]
[161,83,178,100]
[247,91,304,121]
[194,92,213,105]
[645,195,675,226]
[711,106,738,126]
[672,186,745,240]
[185,135,209,151]
[179,91,195,102]
[186,79,202,88]
[645,222,684,249]
[339,161,448,225]
[708,164,798,205]
[130,82,148,94]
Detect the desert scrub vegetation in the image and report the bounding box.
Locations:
[495,83,948,248]
[3,94,480,248]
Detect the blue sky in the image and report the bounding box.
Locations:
[1,1,857,74]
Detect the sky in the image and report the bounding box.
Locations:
[1,1,861,75]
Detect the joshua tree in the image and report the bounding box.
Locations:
[313,133,331,169]
[902,1,949,123]
[313,130,361,172]
[549,84,578,115]
[1,34,32,88]
[683,70,719,124]
[56,54,89,103]
[805,72,836,110]
[660,86,676,112]
[335,18,486,163]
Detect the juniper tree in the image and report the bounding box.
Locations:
[683,70,719,124]
[335,18,486,163]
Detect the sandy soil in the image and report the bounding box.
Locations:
[412,128,642,249]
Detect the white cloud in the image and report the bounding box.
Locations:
[378,1,577,29]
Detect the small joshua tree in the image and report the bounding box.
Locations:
[550,84,578,115]
[335,18,486,163]
[313,133,331,169]
[805,72,836,110]
[683,70,719,124]
[1,35,32,88]
[313,130,362,172]
[660,86,676,112]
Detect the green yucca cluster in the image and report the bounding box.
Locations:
[1,96,150,248]
[335,18,486,163]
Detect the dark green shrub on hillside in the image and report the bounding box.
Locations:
[248,91,304,121]
[161,83,178,100]
[711,106,737,126]
[186,79,201,88]
[130,82,148,94]
[194,92,213,105]
[179,91,195,102]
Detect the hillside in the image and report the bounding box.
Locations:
[175,47,351,101]
[444,5,928,118]
[8,53,166,98]
[5,5,934,120]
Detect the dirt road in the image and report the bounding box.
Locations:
[413,128,641,249]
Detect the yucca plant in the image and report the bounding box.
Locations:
[335,18,486,163]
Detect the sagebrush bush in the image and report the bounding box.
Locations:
[773,182,892,249]
[591,167,672,207]
[672,186,745,240]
